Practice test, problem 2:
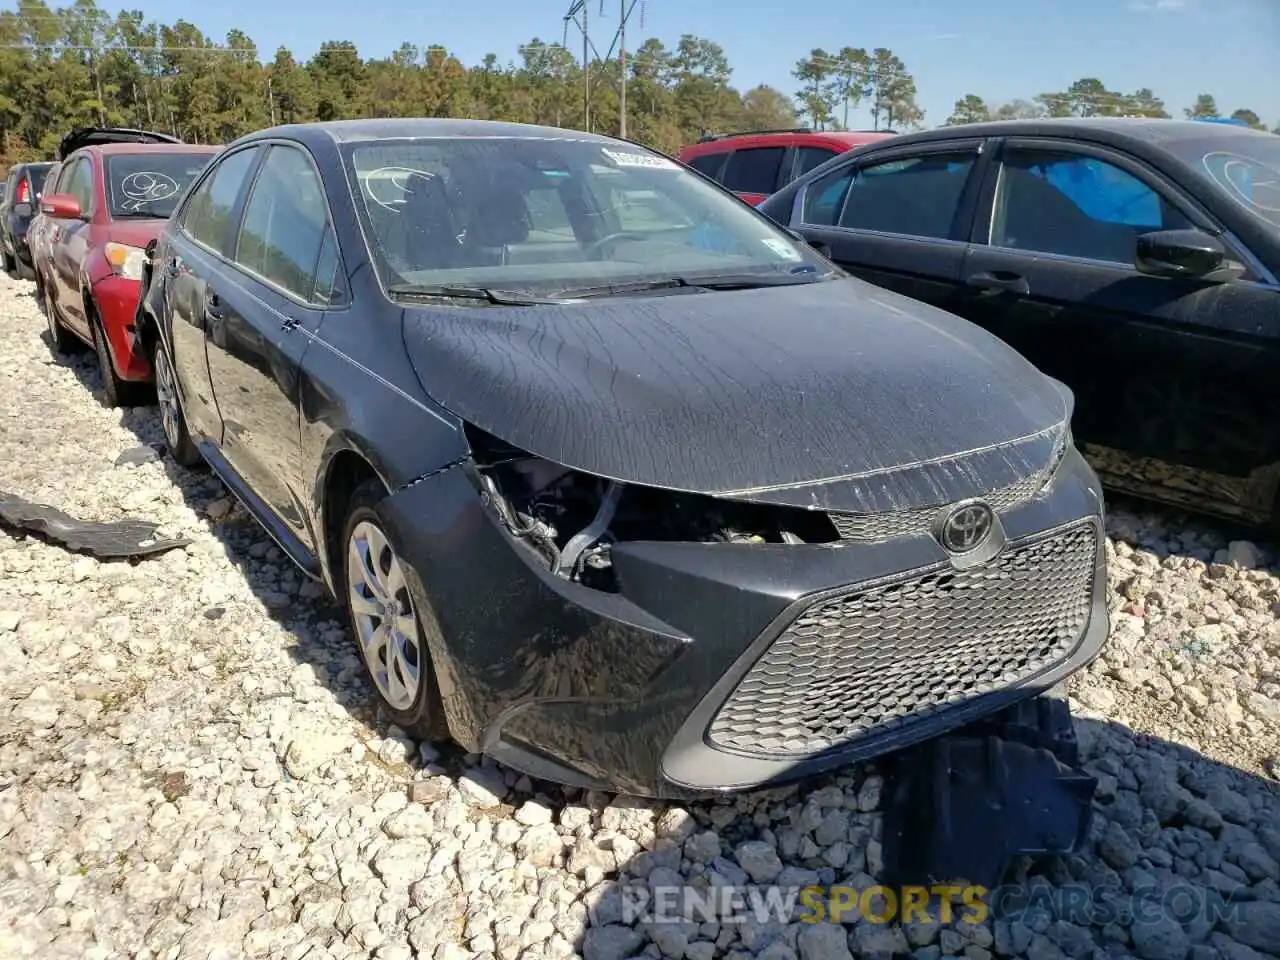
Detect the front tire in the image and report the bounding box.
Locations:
[152,339,202,467]
[89,304,149,408]
[342,479,449,743]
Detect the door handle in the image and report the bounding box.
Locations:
[965,271,1030,295]
[205,293,225,321]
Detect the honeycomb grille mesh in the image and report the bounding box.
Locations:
[828,467,1047,542]
[707,521,1097,759]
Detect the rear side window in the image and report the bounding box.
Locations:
[838,152,976,239]
[722,147,785,195]
[801,164,854,226]
[182,147,260,254]
[795,147,840,180]
[686,152,726,180]
[235,144,332,301]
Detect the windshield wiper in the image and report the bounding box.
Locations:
[555,269,828,299]
[387,284,569,306]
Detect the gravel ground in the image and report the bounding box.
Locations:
[1,269,1278,960]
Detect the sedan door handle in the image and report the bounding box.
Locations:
[965,271,1030,295]
[205,293,225,321]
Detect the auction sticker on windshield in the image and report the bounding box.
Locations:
[600,148,679,170]
[761,237,803,261]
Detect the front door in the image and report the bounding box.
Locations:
[958,138,1280,518]
[49,156,96,337]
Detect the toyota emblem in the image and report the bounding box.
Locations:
[938,501,995,553]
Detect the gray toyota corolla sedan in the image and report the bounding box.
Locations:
[136,118,1109,798]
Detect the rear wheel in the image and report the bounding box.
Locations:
[342,479,449,743]
[43,281,78,355]
[88,304,150,408]
[152,340,201,467]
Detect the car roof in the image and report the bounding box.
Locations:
[679,129,895,154]
[865,116,1273,151]
[236,117,623,148]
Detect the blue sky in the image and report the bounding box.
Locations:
[124,0,1277,129]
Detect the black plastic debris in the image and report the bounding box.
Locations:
[114,444,164,467]
[0,489,189,559]
[881,696,1097,892]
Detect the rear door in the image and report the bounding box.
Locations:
[203,141,341,552]
[959,137,1280,516]
[719,145,788,205]
[162,145,264,444]
[787,138,989,311]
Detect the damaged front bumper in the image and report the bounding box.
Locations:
[378,446,1109,799]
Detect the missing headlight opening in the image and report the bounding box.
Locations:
[466,424,838,590]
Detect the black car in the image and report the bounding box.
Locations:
[135,118,1108,798]
[1,161,55,279]
[758,118,1280,530]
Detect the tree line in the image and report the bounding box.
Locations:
[942,81,1275,132]
[0,1,1274,170]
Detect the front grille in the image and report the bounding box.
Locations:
[707,520,1097,759]
[828,467,1047,542]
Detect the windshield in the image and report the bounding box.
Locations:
[344,136,829,296]
[105,152,218,219]
[1168,135,1280,231]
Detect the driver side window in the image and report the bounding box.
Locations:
[991,148,1193,263]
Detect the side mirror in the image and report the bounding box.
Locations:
[40,193,83,220]
[1135,229,1227,279]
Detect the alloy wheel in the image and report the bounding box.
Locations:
[346,520,423,711]
[153,347,182,453]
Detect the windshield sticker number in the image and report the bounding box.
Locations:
[118,171,181,212]
[761,237,803,261]
[362,166,441,212]
[600,148,678,171]
[1202,151,1280,219]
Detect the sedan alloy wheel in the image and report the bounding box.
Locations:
[347,519,424,711]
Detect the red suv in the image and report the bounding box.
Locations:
[37,130,220,406]
[678,128,897,205]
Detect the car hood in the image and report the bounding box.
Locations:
[401,277,1072,514]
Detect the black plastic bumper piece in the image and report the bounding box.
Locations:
[0,489,190,559]
[882,696,1097,892]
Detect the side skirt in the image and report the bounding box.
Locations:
[196,439,323,581]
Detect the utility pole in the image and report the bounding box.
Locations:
[582,1,589,130]
[618,0,626,138]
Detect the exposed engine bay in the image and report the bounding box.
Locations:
[466,425,839,590]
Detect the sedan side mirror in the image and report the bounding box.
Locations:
[40,193,83,220]
[1135,229,1230,280]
